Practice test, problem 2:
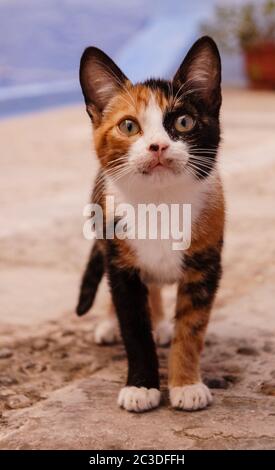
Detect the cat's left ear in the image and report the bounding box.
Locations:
[173,36,221,115]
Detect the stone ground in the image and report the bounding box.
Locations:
[0,89,275,450]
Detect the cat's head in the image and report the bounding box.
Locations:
[79,36,221,188]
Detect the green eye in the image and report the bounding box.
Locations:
[118,119,140,136]
[174,115,195,132]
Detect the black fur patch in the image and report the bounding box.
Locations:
[184,243,222,309]
[143,78,171,99]
[163,88,220,180]
[107,240,159,389]
[142,78,221,180]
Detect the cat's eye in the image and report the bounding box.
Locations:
[174,115,195,133]
[118,119,140,136]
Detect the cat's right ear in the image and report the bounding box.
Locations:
[173,36,221,115]
[79,47,129,122]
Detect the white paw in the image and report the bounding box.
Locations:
[118,386,161,412]
[94,318,120,344]
[154,319,174,346]
[170,383,213,411]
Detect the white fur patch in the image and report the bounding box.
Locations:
[170,383,213,410]
[118,386,161,412]
[128,94,189,176]
[154,319,174,346]
[138,95,171,149]
[106,173,213,284]
[94,317,120,344]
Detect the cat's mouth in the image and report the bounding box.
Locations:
[148,162,167,172]
[140,158,177,176]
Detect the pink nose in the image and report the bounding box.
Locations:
[149,143,169,156]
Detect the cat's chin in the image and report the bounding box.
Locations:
[147,167,172,177]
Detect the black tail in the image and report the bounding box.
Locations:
[76,241,105,316]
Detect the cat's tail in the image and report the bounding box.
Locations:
[76,240,105,316]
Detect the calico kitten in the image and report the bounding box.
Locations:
[76,36,224,412]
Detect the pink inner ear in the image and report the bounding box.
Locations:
[172,37,221,105]
[80,47,130,112]
[83,63,122,111]
[186,49,218,92]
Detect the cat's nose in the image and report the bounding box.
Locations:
[148,143,169,157]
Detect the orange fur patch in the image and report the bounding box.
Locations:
[93,83,169,168]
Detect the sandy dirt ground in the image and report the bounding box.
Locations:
[0,89,275,450]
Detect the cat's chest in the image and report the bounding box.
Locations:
[128,237,183,283]
[106,176,210,284]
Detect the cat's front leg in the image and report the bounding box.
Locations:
[169,245,222,411]
[149,284,174,346]
[107,243,160,412]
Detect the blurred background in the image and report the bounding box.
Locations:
[1,0,275,450]
[1,0,275,118]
